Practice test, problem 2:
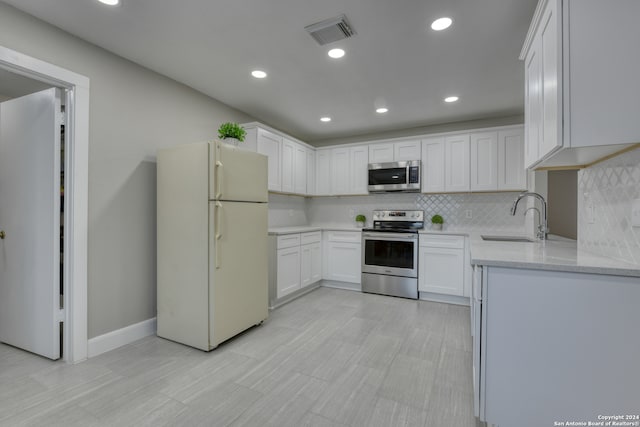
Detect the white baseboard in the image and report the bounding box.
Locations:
[321,280,362,292]
[419,292,470,306]
[88,317,157,358]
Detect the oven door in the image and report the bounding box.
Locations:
[361,232,418,278]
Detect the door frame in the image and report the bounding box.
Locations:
[0,45,89,363]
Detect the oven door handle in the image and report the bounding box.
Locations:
[362,233,417,240]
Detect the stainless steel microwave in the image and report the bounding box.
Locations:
[368,160,421,193]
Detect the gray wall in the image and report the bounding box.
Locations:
[547,170,577,239]
[0,3,255,338]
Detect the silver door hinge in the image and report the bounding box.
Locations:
[56,309,65,322]
[57,111,66,124]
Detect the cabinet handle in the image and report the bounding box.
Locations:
[215,201,222,269]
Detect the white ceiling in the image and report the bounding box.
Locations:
[3,0,537,143]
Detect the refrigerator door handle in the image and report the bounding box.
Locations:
[215,201,223,269]
[215,160,223,199]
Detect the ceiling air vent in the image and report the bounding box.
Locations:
[305,14,356,46]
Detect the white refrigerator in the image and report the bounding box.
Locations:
[157,141,268,351]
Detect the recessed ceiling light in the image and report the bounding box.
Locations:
[251,70,267,79]
[98,0,120,5]
[327,48,345,59]
[444,96,459,103]
[376,108,389,114]
[320,117,332,122]
[431,17,453,31]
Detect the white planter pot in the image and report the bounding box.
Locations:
[432,223,443,231]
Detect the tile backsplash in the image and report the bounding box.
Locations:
[578,147,640,265]
[270,191,528,233]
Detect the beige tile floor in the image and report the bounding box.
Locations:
[0,287,480,427]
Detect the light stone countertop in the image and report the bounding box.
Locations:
[268,225,640,277]
[268,225,364,235]
[469,234,640,278]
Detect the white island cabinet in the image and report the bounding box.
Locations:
[521,0,640,168]
[472,265,640,426]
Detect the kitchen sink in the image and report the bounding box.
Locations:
[481,235,537,243]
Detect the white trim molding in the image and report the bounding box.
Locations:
[88,318,157,358]
[0,45,90,364]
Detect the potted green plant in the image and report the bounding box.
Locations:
[355,214,366,228]
[218,122,246,146]
[431,214,444,231]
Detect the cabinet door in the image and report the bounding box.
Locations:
[524,43,542,169]
[315,149,331,195]
[331,148,350,195]
[421,137,445,193]
[445,134,470,192]
[294,143,307,195]
[300,244,312,288]
[326,242,361,283]
[394,139,422,161]
[470,132,498,192]
[539,0,562,160]
[310,242,322,284]
[306,150,316,196]
[419,247,464,296]
[498,128,526,191]
[277,246,301,298]
[256,129,282,191]
[281,138,295,193]
[369,143,394,163]
[349,146,369,195]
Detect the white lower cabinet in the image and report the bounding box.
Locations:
[272,232,322,301]
[323,231,361,283]
[418,234,465,297]
[277,246,301,297]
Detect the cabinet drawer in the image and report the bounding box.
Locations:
[326,231,361,243]
[420,234,464,249]
[301,231,321,245]
[277,234,301,249]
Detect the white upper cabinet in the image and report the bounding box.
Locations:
[331,148,350,195]
[281,138,295,193]
[368,143,394,163]
[470,132,498,192]
[256,128,282,192]
[315,149,331,196]
[498,128,526,191]
[349,146,369,195]
[369,139,421,163]
[394,139,422,161]
[521,0,640,168]
[306,150,316,196]
[421,137,445,193]
[445,134,470,192]
[245,124,313,196]
[294,144,307,195]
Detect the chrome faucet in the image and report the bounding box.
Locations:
[510,192,548,240]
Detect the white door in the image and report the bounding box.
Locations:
[349,146,369,195]
[256,129,281,192]
[306,150,315,196]
[315,150,331,195]
[280,138,295,193]
[445,134,470,192]
[421,137,445,193]
[0,88,62,360]
[331,148,350,195]
[498,128,526,190]
[368,143,394,163]
[470,132,498,191]
[294,144,307,195]
[276,246,301,298]
[419,247,464,296]
[393,140,422,161]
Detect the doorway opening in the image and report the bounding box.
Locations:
[0,45,89,363]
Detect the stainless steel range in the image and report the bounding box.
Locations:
[361,210,424,299]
